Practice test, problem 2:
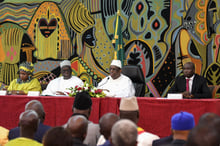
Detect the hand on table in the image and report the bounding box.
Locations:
[55,91,66,95]
[182,91,194,99]
[9,90,26,95]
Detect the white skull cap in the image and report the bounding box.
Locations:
[60,60,71,68]
[110,60,122,68]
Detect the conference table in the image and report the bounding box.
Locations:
[0,95,220,138]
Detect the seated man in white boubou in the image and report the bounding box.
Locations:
[97,60,135,97]
[42,60,83,96]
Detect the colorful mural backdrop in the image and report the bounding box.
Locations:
[0,0,219,97]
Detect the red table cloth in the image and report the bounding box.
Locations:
[0,95,219,137]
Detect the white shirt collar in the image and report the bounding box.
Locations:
[185,74,195,80]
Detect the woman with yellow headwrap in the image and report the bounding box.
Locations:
[7,62,42,95]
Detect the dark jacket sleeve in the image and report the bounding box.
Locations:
[168,76,185,93]
[8,127,20,140]
[192,75,212,99]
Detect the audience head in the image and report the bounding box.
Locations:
[119,96,139,124]
[110,60,122,79]
[99,113,120,140]
[66,115,88,141]
[213,117,220,136]
[183,62,195,78]
[198,112,219,126]
[171,111,195,131]
[72,91,92,119]
[60,60,72,79]
[25,100,45,123]
[17,62,34,82]
[186,113,220,146]
[111,119,137,146]
[171,111,195,140]
[186,124,220,146]
[43,126,73,146]
[19,110,39,138]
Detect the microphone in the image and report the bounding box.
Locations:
[98,77,110,88]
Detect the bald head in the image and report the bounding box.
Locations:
[111,119,137,146]
[19,110,39,138]
[184,62,195,68]
[25,100,45,123]
[99,113,119,140]
[66,115,88,140]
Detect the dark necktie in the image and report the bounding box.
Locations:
[186,79,190,92]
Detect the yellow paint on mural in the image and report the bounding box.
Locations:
[0,37,5,62]
[27,2,71,60]
[180,29,202,74]
[180,30,190,52]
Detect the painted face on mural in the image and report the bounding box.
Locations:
[125,0,169,81]
[82,27,96,48]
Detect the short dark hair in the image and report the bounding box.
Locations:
[73,91,92,110]
[43,127,73,146]
[186,124,220,146]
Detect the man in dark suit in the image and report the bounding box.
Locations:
[153,111,195,146]
[8,100,51,143]
[168,62,212,99]
[152,135,173,146]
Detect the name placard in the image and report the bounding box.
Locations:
[27,91,40,96]
[167,93,183,99]
[0,90,7,95]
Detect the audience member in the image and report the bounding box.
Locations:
[5,110,42,146]
[43,126,73,146]
[168,62,212,99]
[97,60,135,97]
[185,124,220,146]
[72,91,100,146]
[212,116,220,136]
[7,62,42,95]
[66,115,88,146]
[119,96,159,146]
[110,119,137,146]
[8,100,51,143]
[197,112,219,125]
[185,112,220,146]
[169,111,195,146]
[0,126,9,146]
[97,113,119,146]
[42,60,83,96]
